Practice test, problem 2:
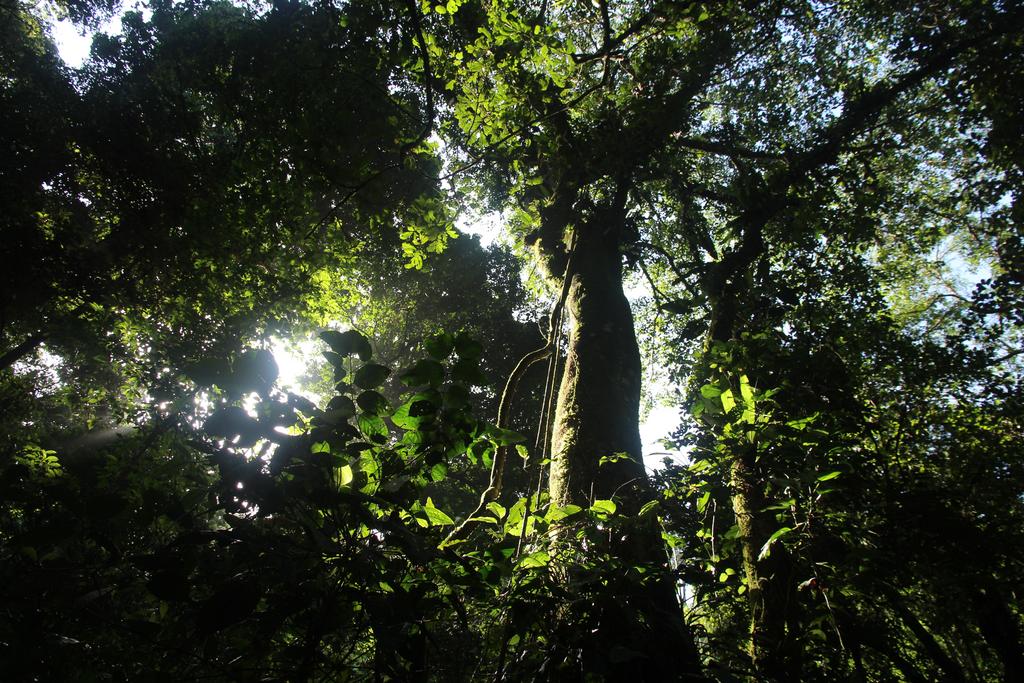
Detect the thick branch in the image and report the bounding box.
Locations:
[0,332,46,372]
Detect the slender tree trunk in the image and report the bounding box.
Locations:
[883,587,964,683]
[699,220,804,679]
[973,587,1024,682]
[547,224,704,681]
[730,451,801,681]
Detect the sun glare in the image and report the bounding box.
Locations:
[270,336,320,397]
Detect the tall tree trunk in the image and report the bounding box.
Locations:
[882,586,964,683]
[730,451,801,681]
[700,221,805,679]
[973,586,1024,682]
[547,224,704,681]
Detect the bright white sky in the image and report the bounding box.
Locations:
[48,16,110,68]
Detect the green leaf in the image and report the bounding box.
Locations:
[203,406,261,447]
[517,550,550,569]
[322,350,345,368]
[354,364,390,389]
[336,464,354,487]
[515,444,529,460]
[504,498,528,536]
[232,349,279,394]
[700,384,722,399]
[423,497,454,526]
[391,398,422,430]
[739,374,754,405]
[452,356,486,385]
[356,390,389,415]
[467,515,499,525]
[326,395,356,419]
[320,329,373,361]
[454,333,483,359]
[720,388,736,413]
[697,491,711,513]
[401,359,444,386]
[424,332,455,360]
[758,526,793,561]
[488,425,526,445]
[817,470,842,482]
[589,499,617,518]
[786,415,817,431]
[358,414,389,443]
[639,500,660,517]
[546,504,582,522]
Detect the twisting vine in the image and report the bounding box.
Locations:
[443,236,577,546]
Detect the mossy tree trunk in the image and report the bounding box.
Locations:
[545,213,704,681]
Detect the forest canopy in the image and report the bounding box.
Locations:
[1,0,1022,681]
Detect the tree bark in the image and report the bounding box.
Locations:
[547,224,704,681]
[700,219,804,679]
[972,587,1024,682]
[882,586,965,683]
[730,451,801,681]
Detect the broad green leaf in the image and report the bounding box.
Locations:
[354,363,390,390]
[232,349,278,394]
[391,399,422,430]
[517,550,550,569]
[758,526,793,561]
[454,333,483,359]
[336,464,354,487]
[488,425,526,445]
[357,414,388,443]
[720,388,736,413]
[468,515,499,525]
[423,497,454,526]
[452,356,486,385]
[401,359,444,386]
[546,504,582,522]
[589,499,617,518]
[326,395,356,419]
[700,384,722,399]
[739,374,754,405]
[356,390,389,415]
[424,332,455,360]
[322,350,345,368]
[639,500,660,517]
[504,498,528,536]
[320,329,373,361]
[203,406,261,447]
